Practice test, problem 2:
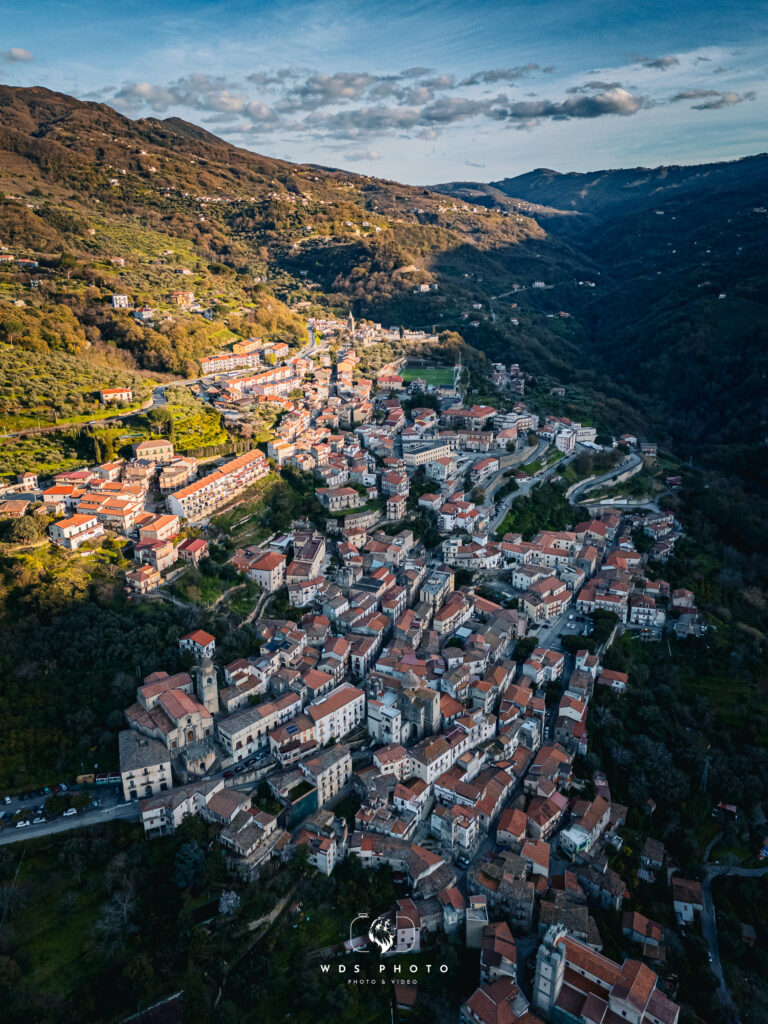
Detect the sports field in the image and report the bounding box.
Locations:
[400,366,454,385]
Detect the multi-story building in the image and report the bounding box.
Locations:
[125,564,162,594]
[167,450,269,519]
[243,551,286,592]
[139,514,181,543]
[316,487,364,512]
[159,456,198,494]
[533,926,680,1024]
[299,745,352,806]
[402,441,452,467]
[48,514,104,550]
[134,439,175,463]
[367,693,403,745]
[307,684,366,745]
[217,692,302,761]
[118,731,172,801]
[179,629,216,659]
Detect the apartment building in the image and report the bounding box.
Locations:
[48,514,105,550]
[244,551,287,592]
[217,692,302,761]
[299,745,352,806]
[316,486,364,512]
[167,450,269,519]
[307,684,366,745]
[118,731,172,801]
[134,439,175,464]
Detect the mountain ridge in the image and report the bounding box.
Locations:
[1,85,768,473]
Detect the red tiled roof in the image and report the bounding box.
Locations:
[182,629,215,646]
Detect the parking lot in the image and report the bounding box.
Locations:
[1,779,125,833]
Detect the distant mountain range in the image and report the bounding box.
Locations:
[434,155,768,225]
[434,157,768,469]
[0,85,767,476]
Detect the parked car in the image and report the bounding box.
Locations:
[223,770,235,779]
[15,819,30,828]
[62,807,78,817]
[32,817,46,824]
[2,796,10,805]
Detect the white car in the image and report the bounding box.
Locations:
[62,807,78,817]
[15,819,30,828]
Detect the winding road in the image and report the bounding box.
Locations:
[700,864,768,1019]
[567,451,643,505]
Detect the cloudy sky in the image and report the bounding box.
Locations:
[2,0,766,182]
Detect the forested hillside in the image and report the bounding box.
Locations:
[0,84,589,382]
[434,154,768,476]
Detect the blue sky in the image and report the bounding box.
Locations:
[2,0,766,182]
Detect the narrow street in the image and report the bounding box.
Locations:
[699,864,768,1018]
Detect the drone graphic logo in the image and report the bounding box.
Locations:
[349,911,416,955]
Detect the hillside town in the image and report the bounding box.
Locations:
[0,305,703,1023]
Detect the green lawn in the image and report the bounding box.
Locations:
[9,841,103,998]
[170,566,228,607]
[400,366,454,385]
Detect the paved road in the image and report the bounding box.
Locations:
[567,452,643,504]
[534,609,575,651]
[699,863,768,1018]
[490,445,582,534]
[0,801,139,845]
[483,440,548,501]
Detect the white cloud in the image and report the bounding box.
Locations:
[1,47,34,63]
[343,148,381,161]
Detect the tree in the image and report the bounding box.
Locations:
[59,836,88,880]
[514,636,538,661]
[7,516,44,544]
[181,966,213,1024]
[0,956,21,996]
[173,841,205,891]
[95,890,137,948]
[219,890,241,915]
[58,253,78,280]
